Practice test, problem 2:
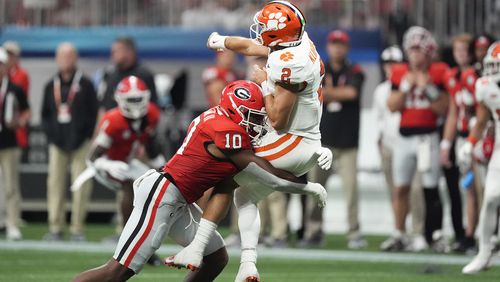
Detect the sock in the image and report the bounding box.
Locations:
[191,218,217,252]
[237,204,260,263]
[423,187,443,244]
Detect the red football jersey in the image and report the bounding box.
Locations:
[163,107,252,204]
[391,62,448,134]
[98,103,160,162]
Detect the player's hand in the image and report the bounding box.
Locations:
[251,64,267,85]
[316,147,333,170]
[94,158,130,181]
[457,141,473,172]
[304,182,327,208]
[207,32,227,51]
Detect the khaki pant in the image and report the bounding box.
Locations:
[305,147,359,239]
[258,191,288,241]
[380,145,424,235]
[47,141,92,235]
[0,147,21,229]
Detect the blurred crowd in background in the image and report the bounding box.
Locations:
[0,0,499,260]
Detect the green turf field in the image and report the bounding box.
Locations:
[1,249,499,282]
[1,224,499,282]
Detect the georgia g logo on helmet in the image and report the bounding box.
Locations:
[234,87,251,100]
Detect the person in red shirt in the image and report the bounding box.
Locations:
[202,50,240,108]
[4,41,30,149]
[384,26,449,251]
[72,80,326,282]
[441,34,481,253]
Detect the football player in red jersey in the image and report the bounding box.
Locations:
[72,80,326,282]
[441,34,481,253]
[384,26,449,251]
[72,75,165,264]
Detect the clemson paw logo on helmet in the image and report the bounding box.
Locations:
[280,52,294,62]
[266,12,287,30]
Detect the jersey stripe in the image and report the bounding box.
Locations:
[124,178,170,268]
[115,175,163,262]
[254,133,293,153]
[262,136,303,161]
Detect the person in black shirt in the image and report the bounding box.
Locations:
[302,30,366,249]
[41,42,98,242]
[99,37,157,111]
[0,47,30,241]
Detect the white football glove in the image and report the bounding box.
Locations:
[304,182,327,208]
[93,158,130,181]
[207,32,227,51]
[457,141,473,172]
[316,147,333,170]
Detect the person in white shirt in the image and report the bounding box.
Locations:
[374,46,426,252]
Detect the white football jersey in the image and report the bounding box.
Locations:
[265,31,323,140]
[475,76,500,169]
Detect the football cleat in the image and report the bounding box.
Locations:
[235,261,260,282]
[462,252,493,274]
[164,256,199,272]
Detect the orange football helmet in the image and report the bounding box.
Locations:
[250,1,306,47]
[483,41,500,81]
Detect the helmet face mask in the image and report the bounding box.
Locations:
[219,81,267,143]
[115,76,151,119]
[483,42,500,82]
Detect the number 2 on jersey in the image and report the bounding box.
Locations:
[225,133,242,149]
[281,68,291,83]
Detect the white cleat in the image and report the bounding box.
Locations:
[462,253,492,274]
[164,244,203,271]
[235,261,260,282]
[6,226,22,241]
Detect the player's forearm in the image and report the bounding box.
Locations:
[442,101,457,143]
[225,36,268,57]
[469,104,490,142]
[202,192,233,224]
[236,162,314,196]
[18,109,31,127]
[387,91,405,112]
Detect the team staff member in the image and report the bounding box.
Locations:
[0,47,30,241]
[202,50,240,108]
[41,42,98,241]
[99,37,157,111]
[304,30,366,249]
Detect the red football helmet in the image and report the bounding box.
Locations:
[219,80,267,141]
[250,1,306,47]
[115,76,150,119]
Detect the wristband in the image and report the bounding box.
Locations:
[467,135,478,145]
[440,139,451,150]
[399,79,411,93]
[260,81,272,97]
[425,84,440,101]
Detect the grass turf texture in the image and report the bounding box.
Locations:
[1,249,499,282]
[1,224,499,281]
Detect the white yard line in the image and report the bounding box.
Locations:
[1,240,499,266]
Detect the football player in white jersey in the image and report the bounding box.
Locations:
[166,1,332,281]
[461,42,500,274]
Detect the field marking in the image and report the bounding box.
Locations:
[0,240,499,267]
